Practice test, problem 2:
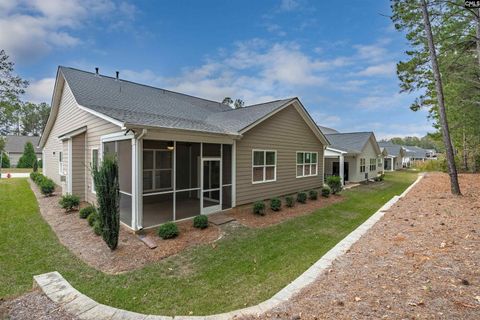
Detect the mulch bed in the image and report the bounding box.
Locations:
[227,195,344,228]
[28,180,222,274]
[241,173,480,319]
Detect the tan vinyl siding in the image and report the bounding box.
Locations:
[42,81,120,203]
[71,132,86,200]
[235,104,325,205]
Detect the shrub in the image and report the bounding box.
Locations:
[270,198,281,211]
[87,211,98,226]
[374,173,385,182]
[40,178,55,196]
[1,152,10,168]
[93,220,103,235]
[321,185,331,197]
[297,192,307,204]
[79,205,96,219]
[326,176,343,194]
[38,159,43,168]
[59,194,80,212]
[17,142,37,168]
[309,190,318,200]
[33,160,38,172]
[158,222,179,239]
[193,215,209,229]
[253,201,266,215]
[92,155,120,250]
[30,172,40,182]
[285,196,295,208]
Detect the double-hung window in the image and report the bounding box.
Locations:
[377,158,382,168]
[91,149,98,192]
[252,150,276,183]
[296,152,318,177]
[360,158,366,173]
[143,149,173,192]
[58,151,64,175]
[369,158,376,171]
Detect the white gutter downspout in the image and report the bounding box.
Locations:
[132,129,146,230]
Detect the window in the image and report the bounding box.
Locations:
[58,151,64,175]
[360,158,366,173]
[296,152,318,178]
[377,158,382,168]
[91,149,98,192]
[143,149,173,192]
[252,150,276,183]
[370,158,376,171]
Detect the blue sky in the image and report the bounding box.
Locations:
[0,0,433,139]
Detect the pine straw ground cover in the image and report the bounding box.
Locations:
[0,172,416,316]
[241,173,480,320]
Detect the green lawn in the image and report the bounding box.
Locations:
[0,168,42,173]
[0,171,417,316]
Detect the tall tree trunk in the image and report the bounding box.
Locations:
[462,124,468,171]
[476,9,480,67]
[420,0,461,195]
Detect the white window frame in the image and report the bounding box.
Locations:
[143,148,173,193]
[296,151,318,178]
[90,148,99,194]
[369,158,376,171]
[360,158,366,173]
[252,149,277,184]
[58,151,64,175]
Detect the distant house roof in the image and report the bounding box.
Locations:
[39,67,329,147]
[326,132,378,154]
[2,135,41,154]
[378,141,404,157]
[318,125,339,134]
[404,145,428,158]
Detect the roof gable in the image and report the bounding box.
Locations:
[326,132,378,154]
[2,135,41,153]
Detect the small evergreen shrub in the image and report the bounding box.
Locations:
[158,222,179,239]
[33,160,38,172]
[297,192,307,204]
[309,190,318,200]
[79,205,96,219]
[193,215,209,229]
[270,198,281,211]
[93,220,102,235]
[59,194,80,212]
[30,172,40,182]
[326,176,343,194]
[285,196,295,208]
[253,201,266,215]
[40,178,55,196]
[321,185,331,197]
[17,142,37,168]
[87,211,99,227]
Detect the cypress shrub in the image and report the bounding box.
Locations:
[321,185,331,197]
[40,178,55,196]
[285,196,295,207]
[297,192,307,204]
[309,190,318,200]
[92,155,120,250]
[193,215,209,229]
[158,222,179,239]
[270,198,281,211]
[79,205,96,219]
[87,211,99,226]
[253,201,266,215]
[17,142,37,168]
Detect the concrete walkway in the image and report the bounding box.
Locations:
[1,172,30,178]
[33,174,424,320]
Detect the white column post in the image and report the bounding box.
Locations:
[339,154,345,185]
[232,140,236,208]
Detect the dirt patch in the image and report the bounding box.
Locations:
[0,290,77,320]
[227,195,343,228]
[241,173,480,319]
[28,180,222,274]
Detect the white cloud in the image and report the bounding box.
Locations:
[24,77,56,103]
[0,0,136,62]
[311,111,341,126]
[353,38,392,63]
[279,0,301,11]
[356,62,396,77]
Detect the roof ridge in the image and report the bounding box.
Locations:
[327,131,373,135]
[59,66,226,107]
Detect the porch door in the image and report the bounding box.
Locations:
[201,158,221,214]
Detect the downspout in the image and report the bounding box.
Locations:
[132,129,146,231]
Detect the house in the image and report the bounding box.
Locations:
[404,145,435,162]
[378,141,405,171]
[39,66,329,231]
[1,135,42,167]
[319,126,383,184]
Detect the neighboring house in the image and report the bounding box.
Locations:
[1,135,42,167]
[39,66,329,231]
[319,126,383,184]
[404,145,437,164]
[378,141,406,171]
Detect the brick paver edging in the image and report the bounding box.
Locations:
[33,174,424,320]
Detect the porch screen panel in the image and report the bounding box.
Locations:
[222,186,232,210]
[175,190,200,220]
[176,142,200,190]
[221,144,232,210]
[203,143,221,157]
[143,193,173,226]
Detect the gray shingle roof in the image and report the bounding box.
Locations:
[2,135,41,154]
[404,145,428,158]
[60,67,294,135]
[325,132,373,154]
[378,141,403,157]
[318,125,339,134]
